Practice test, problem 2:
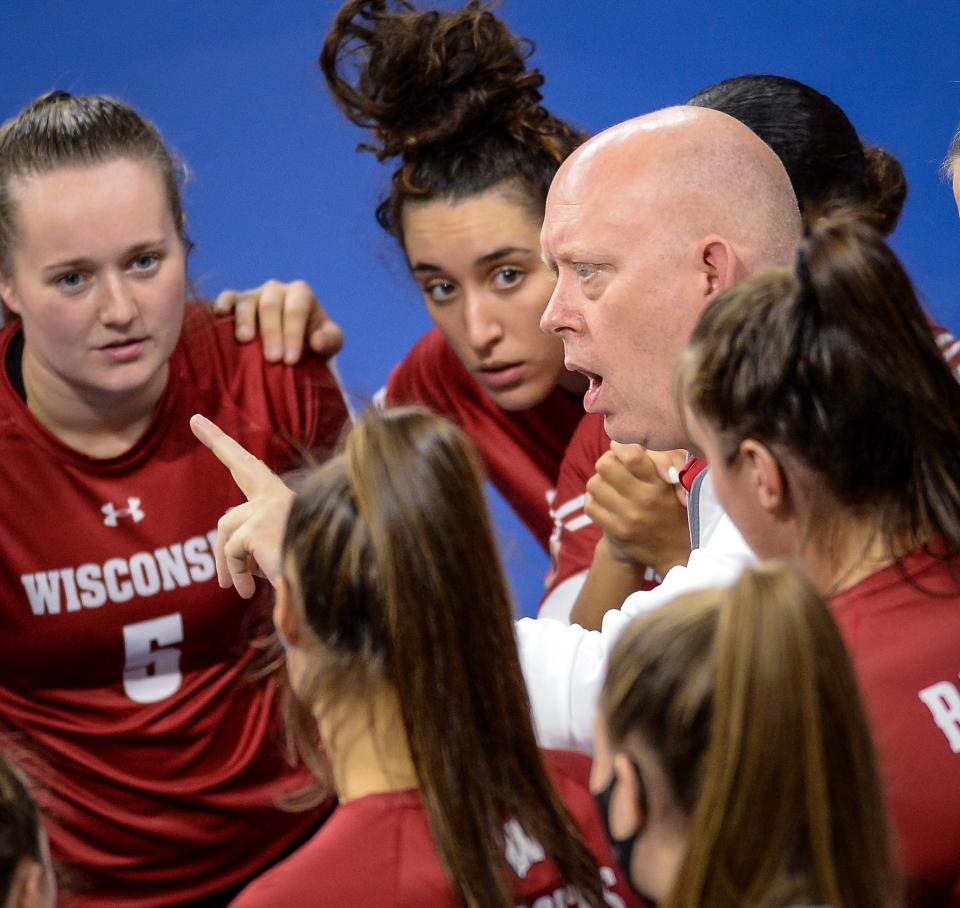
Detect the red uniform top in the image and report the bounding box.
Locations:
[931,320,960,380]
[0,304,350,907]
[385,329,584,551]
[232,749,642,908]
[830,545,960,907]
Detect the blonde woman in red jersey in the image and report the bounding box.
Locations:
[0,91,349,906]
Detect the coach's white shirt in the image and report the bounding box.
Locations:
[516,469,755,754]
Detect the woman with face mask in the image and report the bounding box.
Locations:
[224,406,641,908]
[0,91,350,906]
[680,212,960,906]
[595,563,900,907]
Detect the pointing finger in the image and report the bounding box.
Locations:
[190,414,277,500]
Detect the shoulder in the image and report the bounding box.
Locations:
[541,748,594,790]
[176,301,257,369]
[233,792,452,908]
[556,414,608,489]
[386,328,475,408]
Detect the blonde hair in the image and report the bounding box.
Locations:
[602,563,900,908]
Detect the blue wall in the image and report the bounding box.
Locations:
[3,1,958,615]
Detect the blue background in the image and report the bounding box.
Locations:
[3,1,958,616]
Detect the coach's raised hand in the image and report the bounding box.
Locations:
[190,414,294,599]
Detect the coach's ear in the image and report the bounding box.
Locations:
[273,575,302,649]
[697,234,746,300]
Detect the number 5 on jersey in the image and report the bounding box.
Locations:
[122,613,184,703]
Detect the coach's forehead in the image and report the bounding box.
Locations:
[565,106,779,194]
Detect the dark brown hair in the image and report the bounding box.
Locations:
[0,91,190,291]
[320,0,585,244]
[282,406,605,907]
[688,75,907,235]
[681,210,960,560]
[0,753,42,900]
[603,563,900,908]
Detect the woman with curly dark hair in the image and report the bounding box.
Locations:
[319,0,689,619]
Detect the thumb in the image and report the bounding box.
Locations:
[646,448,688,486]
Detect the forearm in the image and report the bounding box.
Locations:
[569,537,650,630]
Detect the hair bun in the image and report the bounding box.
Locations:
[321,0,552,161]
[862,144,907,236]
[26,90,74,113]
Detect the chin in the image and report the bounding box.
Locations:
[601,411,644,445]
[489,382,553,412]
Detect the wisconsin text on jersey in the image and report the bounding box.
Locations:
[504,820,627,908]
[19,529,218,615]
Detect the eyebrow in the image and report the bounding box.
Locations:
[410,245,534,274]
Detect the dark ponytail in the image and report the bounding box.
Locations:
[282,407,605,907]
[320,0,585,242]
[681,209,960,559]
[688,75,906,234]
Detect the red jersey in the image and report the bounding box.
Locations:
[931,321,960,381]
[385,329,583,550]
[231,749,641,908]
[0,304,349,907]
[830,546,960,907]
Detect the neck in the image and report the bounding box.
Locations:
[318,686,419,803]
[21,344,167,459]
[799,511,914,597]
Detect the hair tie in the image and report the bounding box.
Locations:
[795,245,813,289]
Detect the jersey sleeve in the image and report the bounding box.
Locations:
[539,415,607,621]
[930,319,960,381]
[183,305,352,470]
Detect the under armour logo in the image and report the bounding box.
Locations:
[101,498,145,527]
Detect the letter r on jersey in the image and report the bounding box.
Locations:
[919,680,960,753]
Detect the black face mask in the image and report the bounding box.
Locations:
[593,758,659,907]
